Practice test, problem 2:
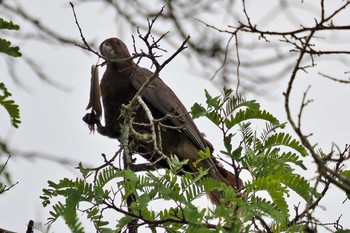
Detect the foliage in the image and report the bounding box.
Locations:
[0,17,22,233]
[0,18,21,198]
[192,90,312,228]
[0,18,21,128]
[0,18,22,57]
[41,90,320,232]
[0,83,21,128]
[0,1,349,232]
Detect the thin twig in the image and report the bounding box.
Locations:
[318,72,350,84]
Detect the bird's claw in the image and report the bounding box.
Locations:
[83,112,100,124]
[83,112,101,133]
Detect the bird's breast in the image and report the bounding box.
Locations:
[100,69,137,138]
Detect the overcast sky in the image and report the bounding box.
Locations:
[1,1,350,232]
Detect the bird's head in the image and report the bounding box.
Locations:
[99,38,132,62]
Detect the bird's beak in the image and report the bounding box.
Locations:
[101,42,115,59]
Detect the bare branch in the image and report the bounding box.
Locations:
[69,2,101,58]
[2,2,79,45]
[319,72,350,84]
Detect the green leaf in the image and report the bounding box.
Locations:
[249,196,286,223]
[335,230,350,233]
[0,38,22,57]
[204,89,221,109]
[168,154,189,173]
[341,170,350,179]
[96,166,120,188]
[77,162,92,179]
[225,95,260,117]
[183,202,206,224]
[116,215,135,231]
[246,176,289,218]
[225,109,279,130]
[231,146,243,160]
[279,174,311,201]
[279,151,306,170]
[0,18,20,30]
[224,133,233,154]
[0,83,21,128]
[271,222,305,232]
[262,132,308,157]
[206,111,222,126]
[191,103,207,119]
[138,193,151,211]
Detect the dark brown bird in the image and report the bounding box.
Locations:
[83,37,241,205]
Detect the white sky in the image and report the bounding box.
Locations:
[0,1,350,232]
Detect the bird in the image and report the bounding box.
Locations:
[83,37,242,205]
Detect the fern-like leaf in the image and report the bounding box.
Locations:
[0,18,20,30]
[96,166,120,188]
[0,83,21,128]
[262,132,308,157]
[225,109,279,130]
[279,174,311,201]
[248,196,287,223]
[0,38,22,57]
[279,151,307,170]
[224,95,260,117]
[246,176,289,218]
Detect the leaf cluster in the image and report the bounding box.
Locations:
[42,89,318,232]
[0,18,21,128]
[0,18,22,57]
[0,18,22,201]
[41,162,244,232]
[191,89,314,230]
[0,83,21,128]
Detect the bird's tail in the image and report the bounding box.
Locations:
[206,157,243,205]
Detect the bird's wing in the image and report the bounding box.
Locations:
[130,67,242,199]
[130,67,209,152]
